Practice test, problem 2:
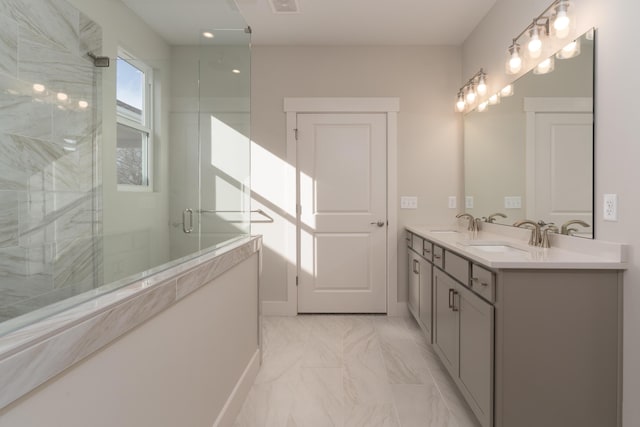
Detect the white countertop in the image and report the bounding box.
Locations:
[406,224,627,270]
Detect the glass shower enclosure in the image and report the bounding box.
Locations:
[0,0,252,335]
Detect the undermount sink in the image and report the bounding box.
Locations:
[459,240,529,254]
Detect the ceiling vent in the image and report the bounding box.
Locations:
[270,0,299,14]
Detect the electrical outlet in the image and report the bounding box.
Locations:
[465,196,474,209]
[448,196,457,209]
[603,194,618,221]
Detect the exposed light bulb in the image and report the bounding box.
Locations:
[553,2,570,39]
[534,57,555,74]
[528,26,542,58]
[556,39,580,59]
[465,85,477,104]
[33,83,46,93]
[455,92,466,112]
[477,74,487,96]
[477,101,488,112]
[500,85,514,97]
[506,43,522,74]
[488,94,500,105]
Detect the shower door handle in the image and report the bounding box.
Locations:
[182,209,194,234]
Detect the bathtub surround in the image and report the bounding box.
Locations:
[0,0,103,323]
[0,236,261,424]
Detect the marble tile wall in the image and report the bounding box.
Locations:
[0,0,102,323]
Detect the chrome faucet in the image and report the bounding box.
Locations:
[513,219,542,246]
[485,212,507,223]
[541,224,559,248]
[456,213,478,232]
[560,220,590,235]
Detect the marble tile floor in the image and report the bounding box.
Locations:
[234,314,480,427]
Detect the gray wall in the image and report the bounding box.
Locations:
[463,0,640,425]
[251,45,463,304]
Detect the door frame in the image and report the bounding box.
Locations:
[524,97,592,219]
[282,97,401,316]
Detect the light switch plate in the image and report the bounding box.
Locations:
[448,196,457,209]
[603,194,618,221]
[504,196,522,209]
[400,196,418,209]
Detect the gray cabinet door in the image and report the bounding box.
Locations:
[458,284,494,427]
[408,250,420,320]
[433,269,459,376]
[418,257,432,342]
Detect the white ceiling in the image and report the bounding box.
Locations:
[121,0,497,46]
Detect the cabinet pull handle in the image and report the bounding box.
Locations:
[424,249,432,254]
[480,282,488,287]
[434,254,441,260]
[448,288,454,308]
[452,290,459,312]
[413,259,419,274]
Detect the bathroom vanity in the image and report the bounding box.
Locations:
[406,225,625,427]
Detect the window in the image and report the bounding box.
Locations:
[116,50,152,190]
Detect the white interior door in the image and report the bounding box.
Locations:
[297,113,387,313]
[533,112,593,232]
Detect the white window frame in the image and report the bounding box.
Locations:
[116,47,154,192]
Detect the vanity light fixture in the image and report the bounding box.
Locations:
[453,68,487,113]
[477,101,489,112]
[504,0,574,75]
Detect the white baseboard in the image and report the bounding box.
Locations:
[212,348,261,427]
[261,300,297,316]
[388,302,409,317]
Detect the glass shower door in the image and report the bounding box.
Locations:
[197,29,251,249]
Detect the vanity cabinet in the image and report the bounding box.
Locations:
[434,258,493,427]
[407,233,433,341]
[406,227,623,427]
[408,249,420,319]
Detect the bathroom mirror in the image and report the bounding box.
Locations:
[464,29,594,238]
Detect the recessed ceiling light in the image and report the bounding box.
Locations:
[232,69,241,74]
[33,83,46,93]
[57,92,68,102]
[202,31,214,39]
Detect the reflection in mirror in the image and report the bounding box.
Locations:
[464,29,594,238]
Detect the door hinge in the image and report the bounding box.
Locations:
[296,276,299,286]
[294,128,298,140]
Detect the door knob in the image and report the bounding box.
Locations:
[370,220,385,227]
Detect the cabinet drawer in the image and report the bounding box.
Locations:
[423,240,433,261]
[433,245,444,268]
[471,264,495,303]
[411,234,424,253]
[445,250,470,284]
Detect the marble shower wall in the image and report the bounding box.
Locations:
[0,0,102,323]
